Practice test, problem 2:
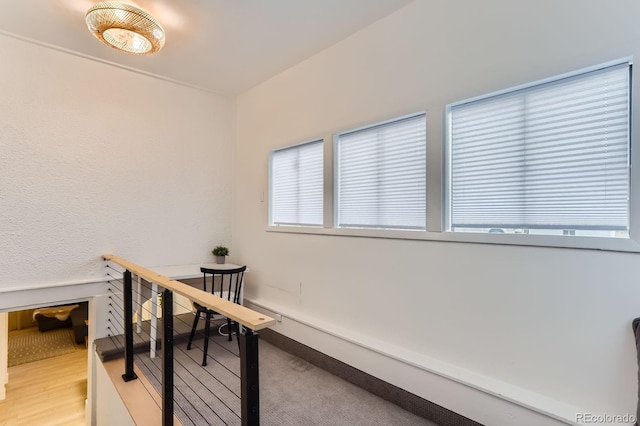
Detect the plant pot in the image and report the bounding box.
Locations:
[215,256,225,264]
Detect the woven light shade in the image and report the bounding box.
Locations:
[86,2,165,54]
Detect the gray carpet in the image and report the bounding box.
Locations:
[134,325,436,426]
[259,340,436,426]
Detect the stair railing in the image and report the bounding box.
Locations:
[103,254,275,426]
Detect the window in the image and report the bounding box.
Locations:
[269,140,323,226]
[447,62,631,238]
[335,113,426,230]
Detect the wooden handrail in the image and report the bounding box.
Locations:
[103,254,276,331]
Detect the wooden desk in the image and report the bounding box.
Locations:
[138,263,243,358]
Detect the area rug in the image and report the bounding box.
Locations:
[8,327,76,367]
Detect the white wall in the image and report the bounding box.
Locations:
[0,33,234,290]
[234,1,640,424]
[0,33,234,424]
[94,356,135,426]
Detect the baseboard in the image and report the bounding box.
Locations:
[259,327,481,426]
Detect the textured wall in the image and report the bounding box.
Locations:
[0,34,234,288]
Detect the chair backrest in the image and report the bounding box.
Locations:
[200,266,247,304]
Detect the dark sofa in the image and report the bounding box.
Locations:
[70,302,88,344]
[34,301,88,344]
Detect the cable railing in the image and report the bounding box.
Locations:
[103,254,276,426]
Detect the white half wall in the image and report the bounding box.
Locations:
[234,1,640,424]
[0,33,234,290]
[94,356,135,426]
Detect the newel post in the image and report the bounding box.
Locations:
[162,289,174,426]
[240,329,260,426]
[122,269,138,382]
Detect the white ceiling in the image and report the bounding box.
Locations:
[0,0,414,96]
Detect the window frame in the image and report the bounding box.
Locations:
[333,112,428,231]
[266,58,640,253]
[268,138,325,227]
[444,59,632,239]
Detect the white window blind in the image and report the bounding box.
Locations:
[336,114,426,230]
[270,140,323,226]
[449,63,630,234]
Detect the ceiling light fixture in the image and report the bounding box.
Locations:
[85,2,165,55]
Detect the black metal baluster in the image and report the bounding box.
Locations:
[122,269,138,382]
[162,289,174,426]
[240,329,260,426]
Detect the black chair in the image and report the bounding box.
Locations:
[186,266,246,366]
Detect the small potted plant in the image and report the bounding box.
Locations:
[212,246,229,264]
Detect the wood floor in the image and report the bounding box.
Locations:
[0,345,87,426]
